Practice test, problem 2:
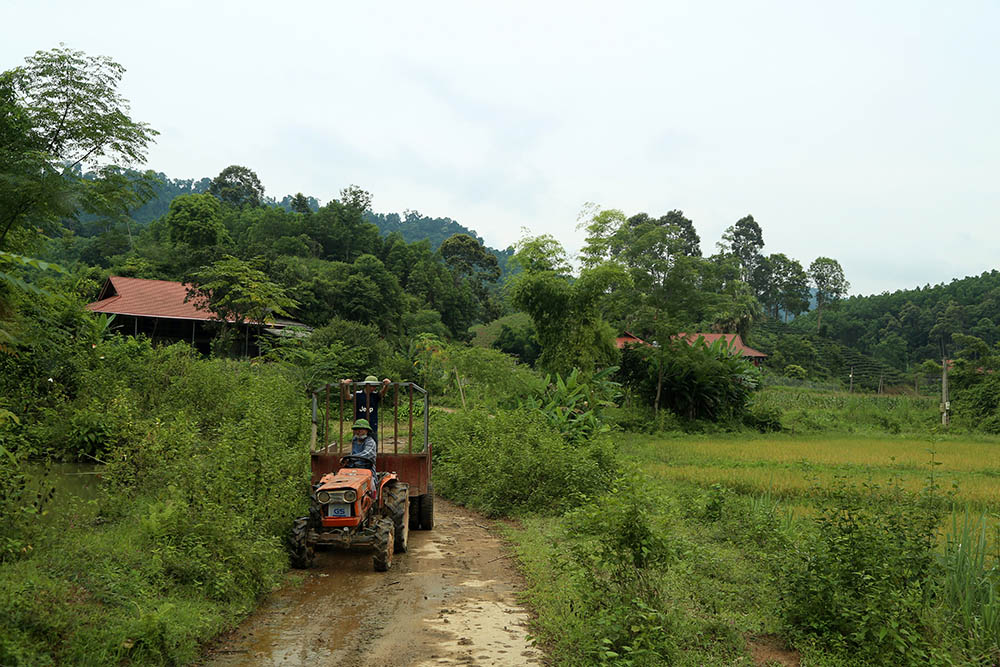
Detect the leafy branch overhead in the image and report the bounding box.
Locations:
[0,45,158,249]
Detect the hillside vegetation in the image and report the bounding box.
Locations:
[792,269,1000,371]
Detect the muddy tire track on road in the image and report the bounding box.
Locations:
[202,498,542,666]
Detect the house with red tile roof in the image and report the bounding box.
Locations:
[86,276,307,354]
[615,331,651,349]
[676,333,767,367]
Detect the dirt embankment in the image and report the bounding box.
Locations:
[202,498,542,666]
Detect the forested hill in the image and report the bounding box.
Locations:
[365,211,514,275]
[787,269,1000,371]
[95,171,513,275]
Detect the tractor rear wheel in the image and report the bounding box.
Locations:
[418,482,435,530]
[289,517,315,569]
[373,517,394,572]
[384,481,409,553]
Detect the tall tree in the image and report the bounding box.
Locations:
[289,192,313,214]
[165,193,229,248]
[439,233,502,323]
[509,234,623,375]
[339,184,372,213]
[772,254,810,321]
[754,253,810,321]
[439,233,500,284]
[0,46,158,250]
[208,165,265,209]
[929,301,966,358]
[654,209,701,257]
[718,214,764,284]
[809,256,849,333]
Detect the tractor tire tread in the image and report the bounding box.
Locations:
[384,481,409,553]
[373,517,394,572]
[289,517,315,569]
[418,482,434,530]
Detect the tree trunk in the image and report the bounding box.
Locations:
[654,358,664,416]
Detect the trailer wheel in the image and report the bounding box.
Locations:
[289,517,315,569]
[409,495,421,530]
[373,518,394,571]
[418,482,434,530]
[384,481,409,553]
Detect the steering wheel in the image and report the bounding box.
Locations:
[340,455,371,469]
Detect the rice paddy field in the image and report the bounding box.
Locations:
[623,433,1000,513]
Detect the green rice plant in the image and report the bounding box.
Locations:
[624,434,1000,513]
[941,509,1000,658]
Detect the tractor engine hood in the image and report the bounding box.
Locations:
[317,468,371,493]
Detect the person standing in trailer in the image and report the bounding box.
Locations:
[341,375,391,443]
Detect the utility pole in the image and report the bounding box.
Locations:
[941,357,950,427]
[849,367,854,393]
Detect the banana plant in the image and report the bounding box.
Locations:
[519,366,621,442]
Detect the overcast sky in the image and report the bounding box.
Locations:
[4,0,998,296]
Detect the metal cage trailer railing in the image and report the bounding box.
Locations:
[310,381,434,530]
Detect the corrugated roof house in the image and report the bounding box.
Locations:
[86,276,308,354]
[87,276,219,322]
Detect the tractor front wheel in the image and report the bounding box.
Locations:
[373,518,394,572]
[384,481,409,553]
[289,517,315,569]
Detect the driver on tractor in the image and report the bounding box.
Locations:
[349,418,379,500]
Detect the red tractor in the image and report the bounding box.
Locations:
[290,382,433,572]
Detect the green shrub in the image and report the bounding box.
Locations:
[564,474,673,570]
[620,339,761,423]
[0,450,53,563]
[779,478,944,663]
[433,409,618,517]
[954,373,1000,434]
[606,405,655,433]
[449,345,541,409]
[784,364,808,380]
[742,400,783,432]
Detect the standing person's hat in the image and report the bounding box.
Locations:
[352,419,372,430]
[363,375,379,385]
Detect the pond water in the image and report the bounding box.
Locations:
[25,462,104,504]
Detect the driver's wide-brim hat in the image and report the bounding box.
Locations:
[352,419,372,430]
[363,375,380,385]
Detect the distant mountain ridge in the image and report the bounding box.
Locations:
[114,170,514,273]
[364,211,514,276]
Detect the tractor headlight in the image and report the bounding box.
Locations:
[343,489,357,502]
[316,490,331,504]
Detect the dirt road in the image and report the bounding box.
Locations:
[203,498,542,667]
